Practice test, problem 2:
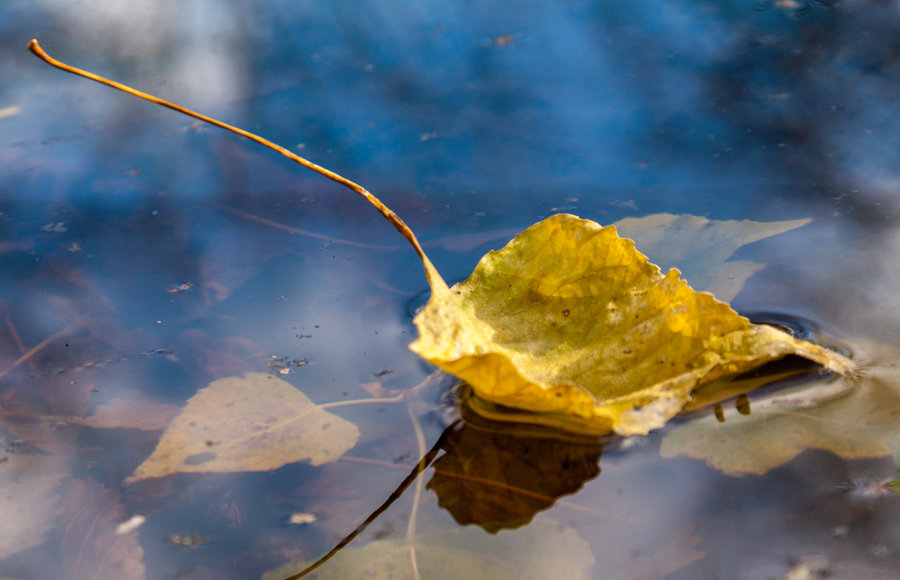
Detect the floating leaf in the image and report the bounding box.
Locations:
[0,453,66,562]
[28,43,853,439]
[427,214,804,302]
[661,340,900,475]
[410,214,852,436]
[262,520,594,580]
[124,373,359,484]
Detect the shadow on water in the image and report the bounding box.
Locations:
[1,0,900,578]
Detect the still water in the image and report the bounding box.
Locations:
[2,1,899,578]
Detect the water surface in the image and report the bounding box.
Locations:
[2,1,899,578]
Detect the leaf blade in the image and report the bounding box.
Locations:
[411,214,851,436]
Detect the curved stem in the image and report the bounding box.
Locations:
[27,39,447,290]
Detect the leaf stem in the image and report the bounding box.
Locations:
[27,39,447,291]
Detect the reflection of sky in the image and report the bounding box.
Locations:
[2,1,900,578]
[3,1,896,220]
[4,0,896,293]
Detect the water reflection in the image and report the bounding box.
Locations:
[5,0,897,224]
[429,397,603,533]
[3,0,900,578]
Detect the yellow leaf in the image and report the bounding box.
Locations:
[124,373,359,484]
[410,214,852,436]
[661,340,900,475]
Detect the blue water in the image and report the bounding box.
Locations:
[2,1,899,578]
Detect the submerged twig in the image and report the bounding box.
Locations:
[215,204,397,250]
[405,402,427,580]
[283,420,461,579]
[319,393,405,409]
[0,325,74,381]
[5,316,40,379]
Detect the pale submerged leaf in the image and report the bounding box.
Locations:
[0,454,66,561]
[661,340,900,475]
[125,373,359,484]
[262,520,594,580]
[613,213,809,300]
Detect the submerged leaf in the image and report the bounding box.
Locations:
[661,340,900,475]
[262,520,594,580]
[411,214,851,436]
[0,454,66,561]
[125,373,359,484]
[70,392,180,431]
[610,526,705,580]
[613,213,810,301]
[60,479,146,580]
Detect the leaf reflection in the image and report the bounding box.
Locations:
[428,386,604,533]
